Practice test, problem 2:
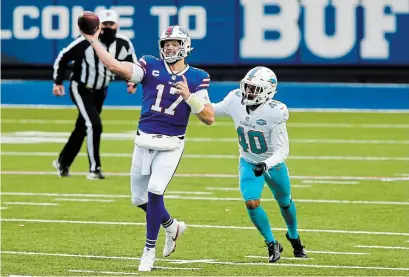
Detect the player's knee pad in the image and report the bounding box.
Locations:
[245,199,260,210]
[277,197,292,209]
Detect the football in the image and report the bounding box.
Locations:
[77,11,100,35]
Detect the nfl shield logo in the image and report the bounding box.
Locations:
[171,75,177,80]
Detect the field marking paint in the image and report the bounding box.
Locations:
[4,118,409,128]
[165,191,212,195]
[3,202,57,206]
[355,245,409,250]
[206,185,311,190]
[53,198,115,203]
[246,255,313,260]
[3,103,409,113]
[127,265,202,270]
[2,170,408,182]
[2,250,409,271]
[68,269,137,275]
[2,191,408,206]
[3,131,409,145]
[2,151,409,161]
[305,250,370,255]
[302,180,359,185]
[164,195,409,205]
[2,218,408,237]
[0,207,9,210]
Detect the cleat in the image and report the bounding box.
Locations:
[267,241,283,263]
[87,168,105,180]
[52,160,70,177]
[163,219,187,257]
[286,232,308,258]
[138,247,156,272]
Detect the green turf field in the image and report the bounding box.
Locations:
[1,107,409,276]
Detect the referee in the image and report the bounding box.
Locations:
[52,9,137,180]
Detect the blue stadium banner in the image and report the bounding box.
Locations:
[2,0,409,65]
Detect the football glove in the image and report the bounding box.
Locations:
[253,162,267,177]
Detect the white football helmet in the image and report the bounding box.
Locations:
[240,66,278,106]
[158,25,192,64]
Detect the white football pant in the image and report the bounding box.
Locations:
[130,142,184,206]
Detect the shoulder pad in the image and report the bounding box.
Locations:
[233,89,241,97]
[268,100,289,124]
[139,55,160,70]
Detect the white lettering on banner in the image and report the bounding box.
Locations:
[150,6,207,39]
[112,6,135,39]
[240,0,300,58]
[3,5,135,40]
[71,6,85,39]
[360,0,409,59]
[178,6,207,39]
[72,6,135,39]
[150,6,178,38]
[13,6,40,39]
[42,6,69,39]
[302,0,359,58]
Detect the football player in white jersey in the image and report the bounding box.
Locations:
[212,66,307,263]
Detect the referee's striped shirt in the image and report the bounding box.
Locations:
[53,33,137,90]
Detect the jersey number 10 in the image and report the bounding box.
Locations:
[237,127,268,154]
[151,84,184,115]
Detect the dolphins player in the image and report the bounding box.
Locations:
[212,66,307,262]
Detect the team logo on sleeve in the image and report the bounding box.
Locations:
[256,119,267,125]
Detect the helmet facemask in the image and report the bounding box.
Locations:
[158,26,192,64]
[241,80,276,106]
[240,67,278,106]
[159,39,188,64]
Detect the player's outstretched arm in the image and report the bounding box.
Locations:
[196,103,215,125]
[80,27,135,81]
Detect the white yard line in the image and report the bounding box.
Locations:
[3,103,409,113]
[0,207,9,210]
[302,180,359,185]
[355,245,409,250]
[3,202,57,206]
[53,198,115,203]
[165,191,212,195]
[306,250,370,255]
[127,265,202,270]
[2,250,409,271]
[206,185,311,190]
[1,191,407,205]
[2,132,409,145]
[1,170,408,182]
[68,269,137,275]
[164,195,409,205]
[2,151,409,161]
[1,218,408,236]
[3,118,409,128]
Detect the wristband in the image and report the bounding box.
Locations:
[185,93,205,114]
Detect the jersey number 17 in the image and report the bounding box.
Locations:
[151,84,183,115]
